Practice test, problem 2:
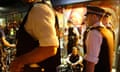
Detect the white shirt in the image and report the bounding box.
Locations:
[24,3,59,47]
[84,22,104,64]
[66,53,83,65]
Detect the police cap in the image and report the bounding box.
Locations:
[86,5,105,16]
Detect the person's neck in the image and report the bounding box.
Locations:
[93,21,104,27]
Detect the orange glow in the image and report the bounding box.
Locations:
[69,7,87,25]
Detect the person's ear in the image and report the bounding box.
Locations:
[93,14,97,19]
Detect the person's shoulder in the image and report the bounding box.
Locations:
[0,29,3,37]
[88,28,102,37]
[0,29,3,33]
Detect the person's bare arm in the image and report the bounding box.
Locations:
[10,46,58,72]
[18,46,58,64]
[2,37,16,48]
[85,60,95,72]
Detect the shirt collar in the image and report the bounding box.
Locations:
[93,22,104,27]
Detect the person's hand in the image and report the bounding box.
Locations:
[10,58,24,72]
[10,44,16,48]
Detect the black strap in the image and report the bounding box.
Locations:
[20,4,33,28]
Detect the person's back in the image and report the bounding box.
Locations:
[67,26,78,54]
[68,27,77,45]
[10,0,60,72]
[94,27,114,72]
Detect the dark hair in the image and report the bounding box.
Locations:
[68,20,73,24]
[41,0,46,3]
